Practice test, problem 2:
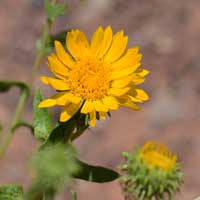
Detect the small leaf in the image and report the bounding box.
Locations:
[74,159,119,183]
[33,88,53,141]
[0,80,29,94]
[0,184,23,200]
[44,0,67,22]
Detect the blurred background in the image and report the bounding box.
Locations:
[0,0,200,199]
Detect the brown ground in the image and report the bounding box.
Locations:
[0,0,200,199]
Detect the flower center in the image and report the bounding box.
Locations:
[140,142,177,171]
[68,58,110,100]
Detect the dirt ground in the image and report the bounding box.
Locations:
[0,0,200,199]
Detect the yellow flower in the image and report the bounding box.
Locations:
[39,26,149,126]
[140,141,177,171]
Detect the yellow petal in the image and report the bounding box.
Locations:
[104,30,128,63]
[59,93,82,104]
[110,68,135,80]
[99,112,106,120]
[97,26,113,58]
[60,103,82,122]
[118,97,141,110]
[111,47,142,70]
[108,87,130,96]
[90,26,104,54]
[67,93,82,104]
[128,95,143,103]
[135,89,149,101]
[132,76,145,85]
[94,100,108,112]
[89,110,96,127]
[38,93,66,108]
[135,69,149,77]
[47,54,70,79]
[40,76,69,90]
[66,29,89,60]
[111,76,133,88]
[81,100,94,114]
[56,93,71,106]
[121,100,141,110]
[38,99,56,108]
[102,96,119,110]
[55,41,74,69]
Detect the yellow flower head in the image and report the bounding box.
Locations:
[39,26,149,126]
[140,141,177,171]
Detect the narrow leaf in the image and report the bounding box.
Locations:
[33,88,53,141]
[74,159,119,183]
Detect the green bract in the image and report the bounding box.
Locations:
[120,150,183,200]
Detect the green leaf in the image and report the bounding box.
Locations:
[44,0,67,22]
[74,159,119,183]
[33,88,53,141]
[0,185,23,200]
[0,80,29,94]
[44,111,88,145]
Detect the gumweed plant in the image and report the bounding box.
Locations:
[0,1,183,200]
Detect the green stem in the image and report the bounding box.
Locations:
[0,15,54,159]
[70,190,77,200]
[12,121,34,134]
[0,90,28,158]
[29,18,53,87]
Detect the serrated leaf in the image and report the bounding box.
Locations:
[33,88,53,141]
[44,0,67,21]
[74,159,119,183]
[0,80,29,93]
[0,185,23,200]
